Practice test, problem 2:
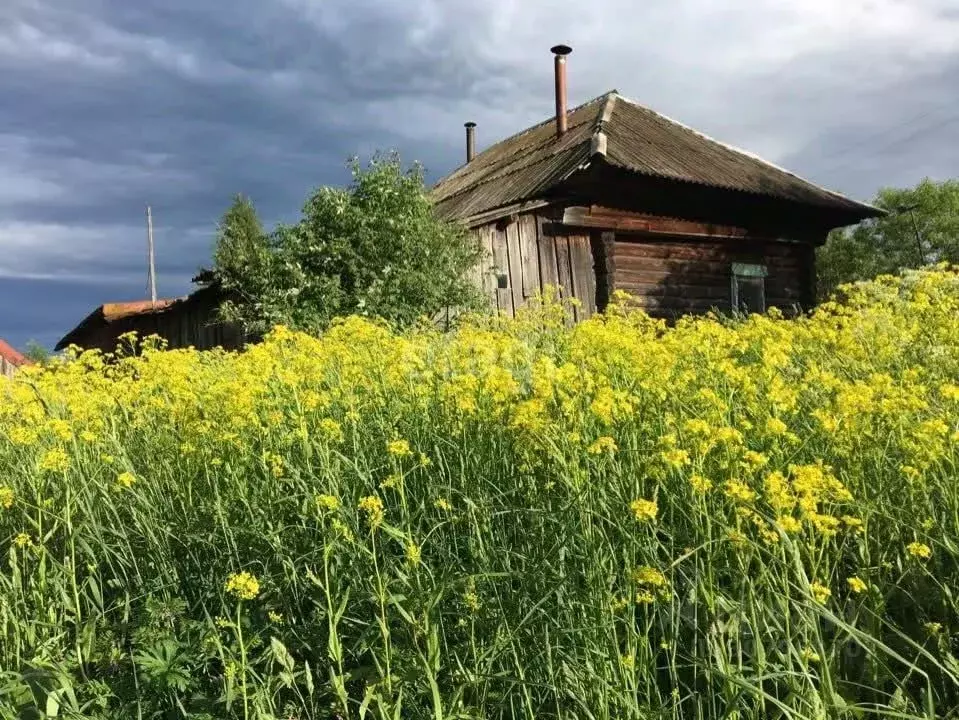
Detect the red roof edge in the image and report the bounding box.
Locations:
[0,339,29,367]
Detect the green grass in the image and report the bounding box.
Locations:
[0,267,958,718]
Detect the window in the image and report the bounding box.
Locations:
[731,263,767,315]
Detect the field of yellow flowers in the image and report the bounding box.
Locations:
[1,267,958,719]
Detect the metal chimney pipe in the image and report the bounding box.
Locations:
[551,44,572,137]
[465,121,476,162]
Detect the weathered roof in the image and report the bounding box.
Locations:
[431,91,882,224]
[56,299,178,351]
[0,339,28,368]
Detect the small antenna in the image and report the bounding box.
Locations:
[146,205,157,305]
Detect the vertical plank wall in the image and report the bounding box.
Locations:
[470,212,597,320]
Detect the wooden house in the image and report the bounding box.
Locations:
[430,45,883,321]
[55,277,244,354]
[0,339,28,378]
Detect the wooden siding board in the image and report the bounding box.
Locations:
[536,214,560,292]
[554,234,575,324]
[517,214,541,300]
[490,225,512,315]
[505,220,525,312]
[569,234,596,318]
[483,225,498,309]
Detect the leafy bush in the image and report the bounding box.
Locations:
[213,154,485,337]
[1,267,958,718]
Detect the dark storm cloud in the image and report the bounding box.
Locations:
[1,0,957,349]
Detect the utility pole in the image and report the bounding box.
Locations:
[146,205,157,305]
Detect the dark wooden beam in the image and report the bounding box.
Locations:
[562,205,774,241]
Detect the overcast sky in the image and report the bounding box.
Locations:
[1,0,957,350]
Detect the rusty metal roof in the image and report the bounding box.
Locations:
[56,299,178,351]
[0,339,28,367]
[431,91,881,224]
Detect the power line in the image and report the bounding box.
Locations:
[807,99,957,165]
[814,111,959,175]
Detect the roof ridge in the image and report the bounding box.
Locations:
[433,91,614,193]
[590,91,619,157]
[608,92,882,212]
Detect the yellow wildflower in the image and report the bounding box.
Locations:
[225,571,260,601]
[115,471,136,489]
[587,436,617,455]
[742,451,768,469]
[924,622,942,635]
[380,473,402,490]
[620,654,635,670]
[634,590,657,604]
[0,486,13,510]
[319,418,344,442]
[724,479,756,503]
[661,448,690,469]
[7,427,39,446]
[800,648,821,664]
[434,498,453,511]
[759,527,781,545]
[358,495,385,527]
[268,611,284,624]
[841,515,864,533]
[405,541,422,566]
[808,513,841,537]
[906,542,932,560]
[315,494,340,511]
[901,465,921,482]
[631,566,668,588]
[39,448,70,474]
[766,417,788,436]
[847,577,868,594]
[266,452,284,478]
[630,498,658,523]
[463,589,481,613]
[689,474,712,494]
[13,533,33,548]
[387,439,413,457]
[777,515,802,534]
[810,582,831,605]
[611,596,630,612]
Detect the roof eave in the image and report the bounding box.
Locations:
[55,306,109,352]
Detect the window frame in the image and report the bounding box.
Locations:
[730,262,768,315]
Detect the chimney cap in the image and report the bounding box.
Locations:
[550,44,572,56]
[464,121,477,128]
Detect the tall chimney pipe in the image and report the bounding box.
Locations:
[551,44,572,137]
[465,121,476,162]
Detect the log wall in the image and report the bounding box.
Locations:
[608,235,813,317]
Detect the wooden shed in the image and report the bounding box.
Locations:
[431,46,883,321]
[0,339,28,378]
[55,280,244,354]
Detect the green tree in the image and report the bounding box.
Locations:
[214,154,485,335]
[211,193,273,331]
[817,178,959,299]
[22,340,51,365]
